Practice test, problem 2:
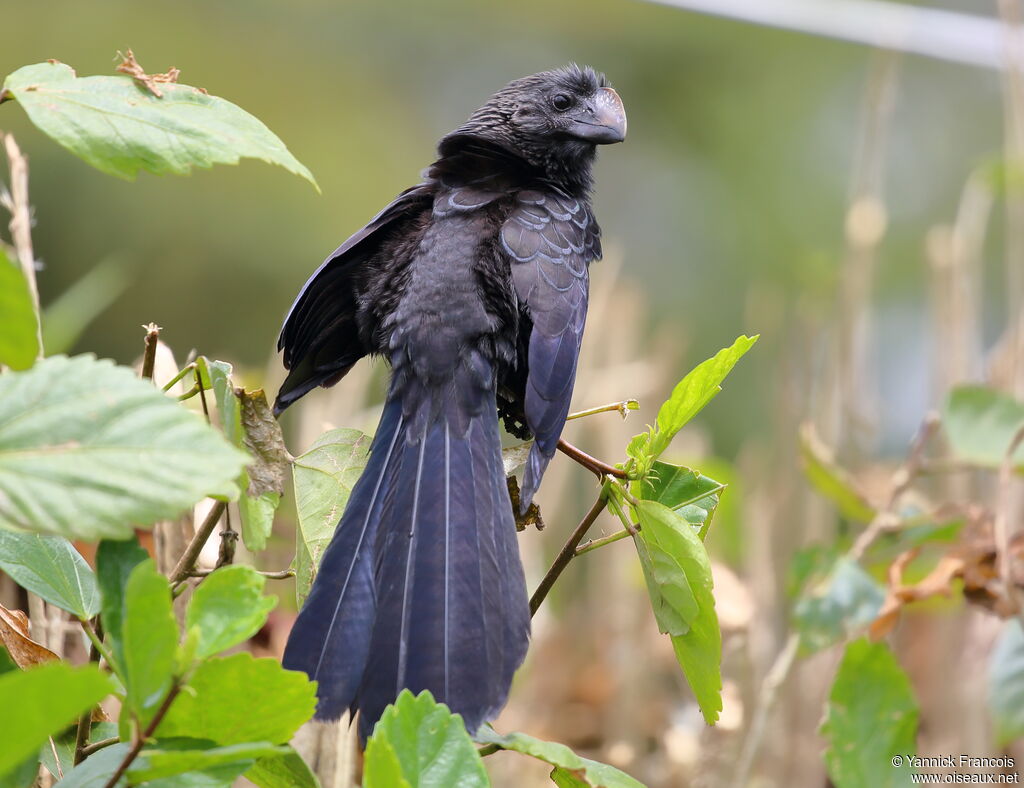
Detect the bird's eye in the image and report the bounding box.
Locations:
[551,93,573,111]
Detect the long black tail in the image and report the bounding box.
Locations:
[282,383,530,740]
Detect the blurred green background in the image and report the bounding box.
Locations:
[2,0,1005,455]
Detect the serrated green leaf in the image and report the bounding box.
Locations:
[627,336,757,471]
[0,355,249,540]
[155,653,316,745]
[475,729,645,788]
[54,742,132,788]
[793,557,885,654]
[184,565,276,660]
[292,428,371,605]
[638,461,723,540]
[0,532,99,618]
[989,618,1024,745]
[799,423,877,522]
[96,537,149,673]
[3,62,317,189]
[128,740,288,783]
[821,640,918,788]
[245,747,320,788]
[0,662,113,777]
[944,385,1024,470]
[0,249,38,371]
[121,560,177,731]
[364,690,489,788]
[633,500,721,724]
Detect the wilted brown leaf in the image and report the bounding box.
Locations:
[115,49,180,99]
[0,603,58,668]
[870,512,1024,638]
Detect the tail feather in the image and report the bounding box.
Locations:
[282,400,405,719]
[285,379,530,740]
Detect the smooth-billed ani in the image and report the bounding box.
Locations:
[277,64,626,738]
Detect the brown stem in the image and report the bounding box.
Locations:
[186,568,295,579]
[79,737,119,759]
[102,682,181,788]
[1,134,42,359]
[556,439,627,480]
[140,323,160,380]
[73,628,102,766]
[529,495,608,616]
[169,501,226,585]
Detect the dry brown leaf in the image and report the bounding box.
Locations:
[0,603,59,668]
[870,513,1024,638]
[115,49,180,98]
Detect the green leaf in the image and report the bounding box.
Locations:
[799,423,877,522]
[475,729,645,788]
[944,385,1024,470]
[155,653,316,745]
[0,249,38,371]
[245,748,321,788]
[3,62,317,189]
[96,537,149,673]
[54,743,132,788]
[627,335,758,470]
[0,662,113,777]
[989,618,1024,745]
[40,722,118,781]
[633,500,721,724]
[0,644,16,674]
[0,756,37,788]
[207,362,285,551]
[821,640,918,788]
[184,565,276,660]
[0,531,99,618]
[363,690,489,788]
[121,560,178,731]
[0,355,250,540]
[793,557,885,654]
[128,740,288,783]
[291,428,371,605]
[639,461,723,539]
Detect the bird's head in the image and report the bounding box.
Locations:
[438,64,626,193]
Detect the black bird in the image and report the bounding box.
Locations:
[277,65,626,739]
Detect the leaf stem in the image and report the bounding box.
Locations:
[566,399,639,421]
[102,681,181,788]
[186,567,295,579]
[79,737,119,759]
[78,618,117,676]
[574,525,638,556]
[169,500,227,585]
[556,439,627,479]
[529,493,609,616]
[161,362,195,392]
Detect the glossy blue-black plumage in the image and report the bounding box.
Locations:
[277,64,620,737]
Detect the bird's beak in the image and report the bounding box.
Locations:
[568,87,627,145]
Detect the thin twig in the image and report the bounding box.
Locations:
[530,494,609,616]
[47,737,63,779]
[140,323,161,380]
[186,568,295,579]
[732,632,800,788]
[169,501,226,585]
[574,525,639,556]
[849,412,940,560]
[1,133,42,359]
[73,629,102,766]
[79,737,119,759]
[566,399,640,421]
[556,439,628,479]
[102,681,181,788]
